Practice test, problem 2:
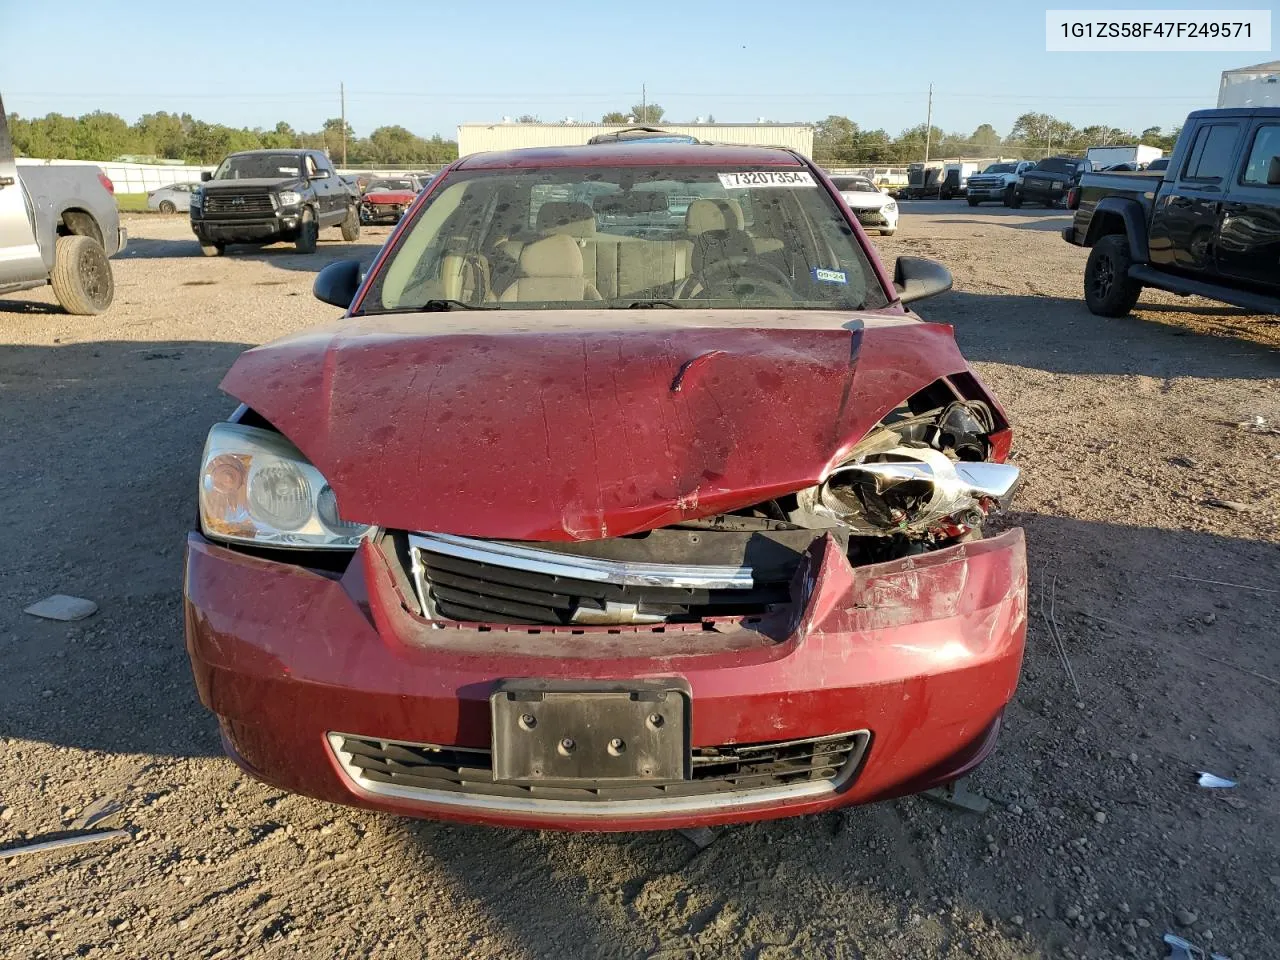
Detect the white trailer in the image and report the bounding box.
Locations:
[1085,144,1163,169]
[1218,60,1280,108]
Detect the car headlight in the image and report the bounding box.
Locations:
[276,191,301,208]
[190,187,202,205]
[883,200,897,213]
[198,422,373,549]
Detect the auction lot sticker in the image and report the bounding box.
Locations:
[1046,9,1271,50]
[718,172,815,188]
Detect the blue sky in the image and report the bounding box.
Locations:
[1,0,1271,140]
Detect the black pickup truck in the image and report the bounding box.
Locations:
[1013,156,1091,208]
[1064,107,1280,317]
[191,149,361,256]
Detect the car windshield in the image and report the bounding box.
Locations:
[983,163,1017,174]
[362,164,888,313]
[833,177,878,193]
[212,153,301,180]
[1036,158,1078,175]
[369,179,415,191]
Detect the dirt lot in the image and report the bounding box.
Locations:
[2,205,1278,960]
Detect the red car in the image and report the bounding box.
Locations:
[185,142,1027,832]
[358,176,424,225]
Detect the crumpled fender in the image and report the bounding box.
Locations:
[220,312,982,541]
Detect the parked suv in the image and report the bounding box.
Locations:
[190,149,360,256]
[966,161,1035,206]
[1014,157,1091,208]
[1064,107,1280,317]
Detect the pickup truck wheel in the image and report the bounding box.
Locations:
[967,197,980,207]
[295,208,318,254]
[50,234,114,315]
[199,242,225,257]
[1084,234,1143,317]
[1009,193,1023,209]
[340,206,361,241]
[1003,185,1016,206]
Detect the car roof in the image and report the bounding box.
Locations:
[455,141,805,170]
[1187,106,1280,119]
[226,148,311,156]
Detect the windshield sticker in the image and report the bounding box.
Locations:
[812,268,848,284]
[718,171,815,189]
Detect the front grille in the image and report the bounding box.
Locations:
[854,209,887,225]
[203,192,274,215]
[410,533,792,625]
[331,730,870,806]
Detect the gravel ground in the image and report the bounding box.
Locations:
[1,206,1278,960]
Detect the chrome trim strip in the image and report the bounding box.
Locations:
[409,532,754,590]
[327,731,866,818]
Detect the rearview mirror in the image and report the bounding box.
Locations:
[893,256,953,305]
[314,259,362,309]
[1269,156,1280,186]
[200,171,212,182]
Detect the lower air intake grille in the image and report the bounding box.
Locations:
[331,731,870,806]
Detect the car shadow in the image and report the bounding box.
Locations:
[0,297,64,315]
[918,291,1280,378]
[934,216,1071,232]
[119,234,387,273]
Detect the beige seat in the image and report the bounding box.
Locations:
[535,201,596,237]
[499,234,603,302]
[685,199,755,275]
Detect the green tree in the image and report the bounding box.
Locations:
[601,111,631,123]
[970,123,1001,149]
[813,115,860,164]
[629,103,664,123]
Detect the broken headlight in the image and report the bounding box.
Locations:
[198,422,373,549]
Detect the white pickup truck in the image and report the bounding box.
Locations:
[964,160,1036,206]
[0,94,126,314]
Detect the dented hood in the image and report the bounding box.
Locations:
[220,310,972,541]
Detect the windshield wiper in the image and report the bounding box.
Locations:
[417,299,497,312]
[622,299,682,309]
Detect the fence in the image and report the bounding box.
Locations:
[15,158,443,194]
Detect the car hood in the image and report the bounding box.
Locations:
[220,310,972,541]
[201,178,301,191]
[364,190,416,203]
[840,192,891,209]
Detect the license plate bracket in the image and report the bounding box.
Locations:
[491,679,691,785]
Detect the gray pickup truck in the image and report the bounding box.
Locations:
[0,94,126,314]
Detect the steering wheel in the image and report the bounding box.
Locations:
[676,256,795,301]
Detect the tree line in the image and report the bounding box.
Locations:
[5,110,459,166]
[814,112,1183,165]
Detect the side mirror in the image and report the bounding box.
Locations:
[311,168,331,180]
[1268,156,1280,186]
[200,171,212,182]
[313,259,362,309]
[893,256,953,305]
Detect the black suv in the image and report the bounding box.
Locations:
[1013,156,1091,208]
[1065,107,1280,317]
[191,149,360,256]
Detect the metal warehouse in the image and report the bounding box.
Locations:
[457,123,815,157]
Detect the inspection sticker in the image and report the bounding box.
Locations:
[718,171,815,189]
[812,268,848,284]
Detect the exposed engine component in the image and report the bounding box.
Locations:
[795,445,1020,537]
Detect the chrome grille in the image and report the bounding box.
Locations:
[331,730,870,808]
[203,192,274,214]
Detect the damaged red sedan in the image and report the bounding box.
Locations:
[184,141,1027,831]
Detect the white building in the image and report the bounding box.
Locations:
[1218,60,1280,108]
[457,123,814,158]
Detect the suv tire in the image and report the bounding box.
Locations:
[295,208,318,254]
[967,197,980,207]
[1009,192,1023,209]
[50,234,114,315]
[340,206,361,241]
[1003,185,1016,206]
[1084,234,1143,317]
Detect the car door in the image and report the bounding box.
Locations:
[1214,122,1280,289]
[314,153,341,224]
[303,153,331,222]
[1148,121,1244,275]
[0,98,44,286]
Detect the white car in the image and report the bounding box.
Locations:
[831,175,898,236]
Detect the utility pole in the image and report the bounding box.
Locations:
[340,82,347,167]
[924,83,933,163]
[641,83,647,123]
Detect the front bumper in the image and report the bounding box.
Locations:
[191,215,299,243]
[360,203,406,224]
[184,528,1027,830]
[966,186,1007,201]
